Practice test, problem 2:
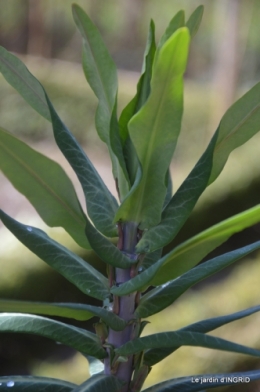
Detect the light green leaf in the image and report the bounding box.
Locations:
[72,4,129,198]
[0,300,127,331]
[186,5,204,38]
[116,330,260,359]
[0,210,110,301]
[152,204,260,285]
[136,131,218,253]
[0,46,50,120]
[0,376,76,391]
[136,241,260,319]
[115,28,190,229]
[144,303,260,366]
[209,81,260,184]
[73,375,124,392]
[0,313,106,359]
[46,96,118,237]
[157,10,185,51]
[119,20,156,185]
[142,370,260,391]
[85,219,133,269]
[0,127,90,249]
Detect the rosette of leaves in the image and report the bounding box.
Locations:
[1,4,260,392]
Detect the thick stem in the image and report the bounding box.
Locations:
[104,222,139,392]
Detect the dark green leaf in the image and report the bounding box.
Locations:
[46,96,118,238]
[0,376,76,391]
[73,375,123,392]
[0,127,90,249]
[0,210,109,301]
[186,6,204,38]
[85,219,133,269]
[157,10,185,51]
[0,313,106,359]
[136,131,218,253]
[141,248,163,270]
[142,370,260,391]
[116,330,260,359]
[136,240,260,319]
[144,303,260,366]
[0,300,126,331]
[115,28,190,229]
[0,46,50,120]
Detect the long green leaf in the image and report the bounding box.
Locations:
[144,304,260,366]
[72,4,129,198]
[0,127,90,249]
[0,300,127,331]
[0,46,50,120]
[136,131,218,253]
[73,375,124,392]
[85,219,133,269]
[119,20,156,185]
[0,210,109,301]
[0,376,76,392]
[115,28,190,229]
[46,96,118,237]
[186,5,204,38]
[157,10,185,51]
[142,370,260,392]
[0,313,106,359]
[136,240,260,319]
[116,330,260,359]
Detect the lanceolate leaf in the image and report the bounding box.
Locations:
[142,370,260,392]
[150,204,260,285]
[0,313,106,359]
[73,375,124,392]
[46,96,118,237]
[0,376,76,392]
[157,10,185,51]
[136,131,218,253]
[0,127,90,249]
[115,28,190,229]
[0,46,50,120]
[0,210,109,301]
[136,240,260,319]
[186,5,204,38]
[119,20,156,185]
[116,330,260,359]
[0,300,127,331]
[72,4,129,197]
[85,219,133,269]
[144,304,260,366]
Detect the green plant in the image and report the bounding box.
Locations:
[1,3,260,391]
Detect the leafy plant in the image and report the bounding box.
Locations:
[0,4,260,392]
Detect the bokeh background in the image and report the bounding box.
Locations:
[1,0,260,391]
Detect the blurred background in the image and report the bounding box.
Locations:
[1,0,260,390]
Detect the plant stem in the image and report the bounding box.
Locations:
[104,222,139,391]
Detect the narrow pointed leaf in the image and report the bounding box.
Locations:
[136,240,260,319]
[157,10,185,51]
[115,28,190,229]
[0,314,106,359]
[119,20,156,185]
[0,300,127,331]
[142,370,260,392]
[72,4,129,196]
[0,46,50,120]
[186,6,204,38]
[144,303,260,366]
[85,219,133,269]
[46,96,118,237]
[0,376,76,391]
[0,210,109,301]
[209,81,260,184]
[136,131,218,253]
[73,374,123,392]
[116,330,260,359]
[0,127,90,249]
